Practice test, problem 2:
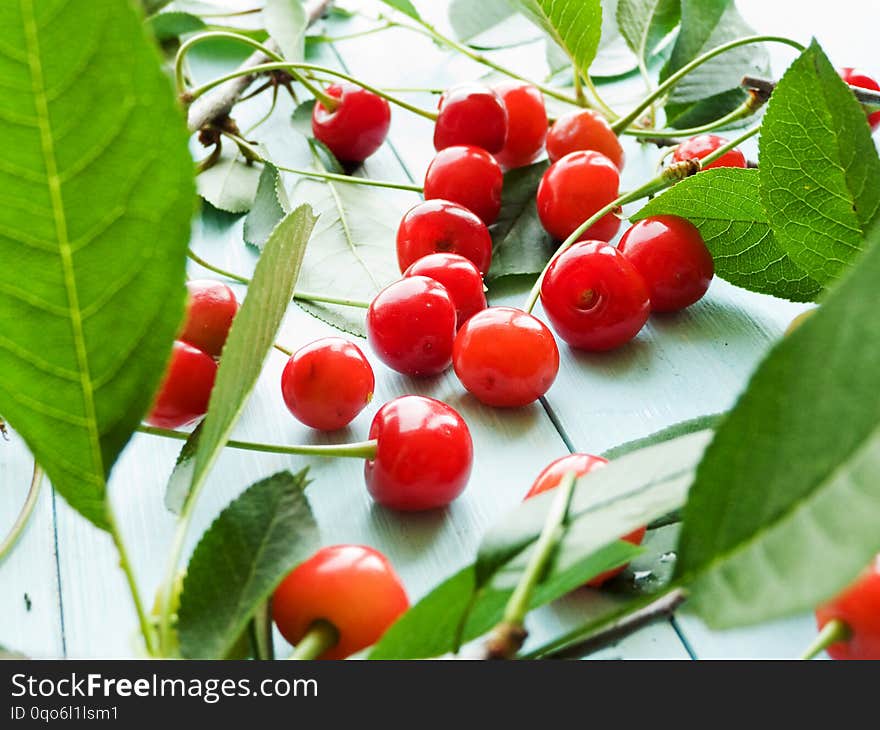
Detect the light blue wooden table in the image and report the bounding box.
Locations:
[1,0,872,659]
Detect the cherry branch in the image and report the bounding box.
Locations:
[742,75,880,110]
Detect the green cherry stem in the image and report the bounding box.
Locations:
[801,619,851,660]
[610,35,805,135]
[622,98,758,139]
[0,461,43,565]
[186,249,372,309]
[522,125,761,313]
[289,620,340,659]
[138,425,379,459]
[186,61,438,121]
[483,472,576,659]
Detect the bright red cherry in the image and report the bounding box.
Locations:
[403,253,487,329]
[540,241,650,351]
[179,279,238,358]
[146,340,217,429]
[434,83,508,153]
[364,395,473,511]
[524,453,646,587]
[311,83,391,164]
[366,276,456,376]
[618,216,714,312]
[546,109,624,170]
[272,544,409,660]
[672,134,746,171]
[396,199,493,274]
[453,307,559,407]
[424,145,504,225]
[839,68,880,131]
[816,555,880,660]
[280,338,374,431]
[536,151,621,242]
[492,81,547,169]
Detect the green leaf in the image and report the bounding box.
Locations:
[675,227,880,628]
[0,0,194,529]
[513,0,604,77]
[141,0,173,15]
[487,161,555,282]
[174,205,317,510]
[197,144,262,214]
[616,0,679,66]
[759,41,880,285]
[164,423,202,515]
[602,414,724,460]
[449,0,514,42]
[178,470,319,659]
[264,0,307,62]
[376,0,422,22]
[244,163,290,249]
[632,169,823,302]
[146,11,206,41]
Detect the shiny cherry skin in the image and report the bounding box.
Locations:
[453,307,559,407]
[493,81,547,169]
[179,279,238,358]
[839,68,880,131]
[403,253,487,329]
[816,555,880,660]
[618,215,714,312]
[540,241,650,351]
[366,276,456,376]
[146,340,217,429]
[546,109,625,170]
[396,199,492,274]
[672,134,746,171]
[536,151,621,242]
[364,395,474,511]
[280,338,375,431]
[424,145,504,225]
[272,545,409,660]
[311,83,391,164]
[434,83,508,154]
[525,453,646,587]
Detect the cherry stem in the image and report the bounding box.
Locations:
[801,619,851,660]
[522,125,760,313]
[249,602,274,660]
[309,21,396,44]
[0,461,43,565]
[186,249,372,309]
[622,98,757,139]
[610,35,805,135]
[482,472,576,659]
[186,61,439,121]
[289,620,339,660]
[138,426,379,460]
[743,74,880,111]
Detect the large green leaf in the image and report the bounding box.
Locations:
[632,169,823,302]
[178,470,319,659]
[264,0,307,62]
[376,0,422,22]
[146,11,206,41]
[449,0,515,42]
[513,0,603,77]
[0,0,194,529]
[616,0,679,67]
[197,143,262,215]
[676,226,880,628]
[759,41,880,286]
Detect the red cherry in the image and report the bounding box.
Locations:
[179,279,238,358]
[311,83,391,164]
[396,199,493,274]
[272,544,409,660]
[839,68,880,131]
[540,241,650,351]
[536,151,621,242]
[816,555,880,660]
[280,338,374,431]
[672,134,746,171]
[403,253,487,329]
[618,216,714,312]
[424,145,503,225]
[434,83,508,154]
[366,276,456,376]
[492,81,547,169]
[524,453,645,587]
[546,109,624,170]
[364,395,473,511]
[453,306,559,407]
[146,341,217,429]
